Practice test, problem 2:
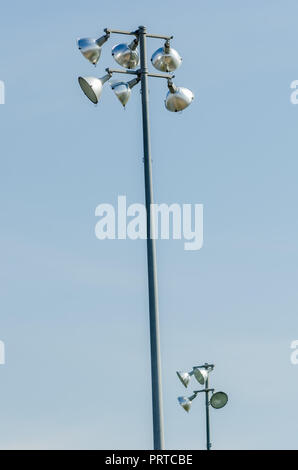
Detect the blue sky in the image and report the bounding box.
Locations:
[0,0,298,449]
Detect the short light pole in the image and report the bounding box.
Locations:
[76,25,194,450]
[205,372,212,451]
[177,363,228,450]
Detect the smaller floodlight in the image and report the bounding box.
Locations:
[178,394,197,413]
[176,370,192,388]
[210,392,228,410]
[111,77,140,107]
[78,73,111,104]
[177,365,209,388]
[151,41,182,72]
[165,79,194,112]
[77,33,110,65]
[193,367,209,385]
[112,38,139,69]
[176,361,228,452]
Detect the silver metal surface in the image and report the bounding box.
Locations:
[111,82,131,107]
[178,396,192,413]
[78,74,110,104]
[165,86,194,112]
[106,67,139,76]
[176,371,190,388]
[77,34,109,65]
[210,391,228,409]
[151,45,182,72]
[77,38,102,65]
[112,41,139,69]
[110,77,140,107]
[193,367,208,385]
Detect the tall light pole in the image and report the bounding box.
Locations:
[139,25,164,450]
[76,25,194,450]
[177,363,228,450]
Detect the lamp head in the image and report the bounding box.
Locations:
[77,34,109,65]
[176,371,191,388]
[112,39,139,69]
[193,367,209,385]
[165,81,194,112]
[78,74,111,104]
[178,396,192,413]
[111,77,140,107]
[151,42,182,72]
[210,391,228,409]
[111,81,131,107]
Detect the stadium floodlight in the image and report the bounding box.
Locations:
[77,33,110,65]
[151,40,182,72]
[176,363,228,450]
[112,38,139,69]
[78,74,111,104]
[165,79,194,112]
[111,77,140,107]
[210,391,228,409]
[178,393,197,413]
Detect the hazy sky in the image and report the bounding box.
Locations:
[1,0,298,450]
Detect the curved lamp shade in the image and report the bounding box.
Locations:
[210,392,228,409]
[77,34,109,65]
[151,44,182,72]
[111,77,140,108]
[77,38,101,65]
[112,39,139,69]
[176,371,190,388]
[78,74,111,104]
[165,86,194,112]
[193,367,208,385]
[178,396,192,413]
[111,82,131,107]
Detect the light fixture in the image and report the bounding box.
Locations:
[111,77,140,107]
[151,41,182,72]
[210,391,228,409]
[77,34,110,65]
[178,394,197,413]
[176,363,228,450]
[165,79,194,112]
[176,371,191,388]
[78,73,111,104]
[193,367,208,385]
[176,366,208,387]
[112,38,139,69]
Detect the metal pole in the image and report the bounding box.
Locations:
[139,25,165,450]
[205,376,211,450]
